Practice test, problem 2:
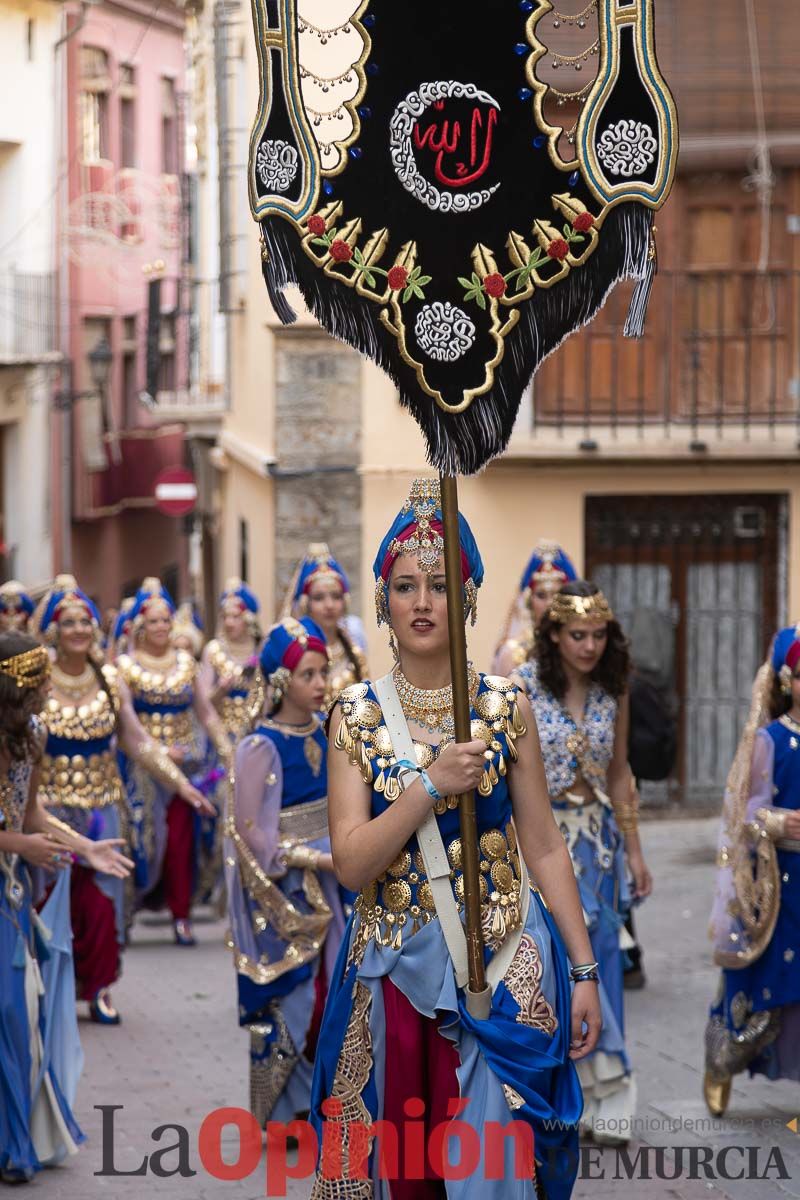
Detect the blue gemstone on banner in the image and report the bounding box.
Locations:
[366,62,379,76]
[569,171,579,185]
[533,135,545,148]
[514,42,528,56]
[323,181,334,196]
[519,0,534,10]
[362,13,376,25]
[518,87,533,101]
[357,106,372,119]
[349,147,363,160]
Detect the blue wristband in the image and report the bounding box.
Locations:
[419,769,442,804]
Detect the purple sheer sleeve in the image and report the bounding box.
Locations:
[233,734,284,875]
[744,729,776,822]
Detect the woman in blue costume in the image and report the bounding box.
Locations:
[285,544,368,709]
[494,544,578,678]
[511,581,651,1145]
[704,625,800,1115]
[32,576,205,1024]
[310,480,600,1200]
[0,634,129,1181]
[0,580,35,634]
[225,617,346,1126]
[117,578,223,946]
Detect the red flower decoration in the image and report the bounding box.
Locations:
[483,272,507,298]
[387,265,409,290]
[330,239,353,263]
[572,211,594,233]
[547,238,570,261]
[307,214,326,236]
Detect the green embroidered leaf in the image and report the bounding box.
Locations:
[416,275,432,287]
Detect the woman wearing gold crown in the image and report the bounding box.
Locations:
[308,480,599,1200]
[493,543,579,677]
[116,578,227,946]
[284,544,368,708]
[511,581,652,1144]
[32,576,206,1023]
[0,631,131,1179]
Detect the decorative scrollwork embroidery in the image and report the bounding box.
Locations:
[504,933,558,1034]
[256,139,299,192]
[596,119,657,177]
[414,301,476,362]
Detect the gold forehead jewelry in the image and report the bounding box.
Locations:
[0,645,51,689]
[547,592,614,625]
[390,478,444,577]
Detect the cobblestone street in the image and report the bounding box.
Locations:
[30,817,799,1200]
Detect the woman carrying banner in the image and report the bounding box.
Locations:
[494,544,578,677]
[310,480,596,1200]
[117,578,223,946]
[704,625,800,1116]
[0,633,128,1180]
[225,617,345,1127]
[285,544,367,708]
[512,580,652,1144]
[33,576,206,1023]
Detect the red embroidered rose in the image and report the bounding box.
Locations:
[387,265,409,290]
[330,239,353,263]
[483,272,507,298]
[547,238,570,261]
[307,214,326,236]
[572,212,594,233]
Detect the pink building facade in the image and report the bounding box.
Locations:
[54,0,190,608]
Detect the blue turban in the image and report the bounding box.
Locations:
[519,542,577,592]
[129,577,176,625]
[772,625,800,673]
[294,545,350,601]
[0,581,34,616]
[220,577,260,615]
[260,617,328,682]
[372,479,483,626]
[35,574,101,638]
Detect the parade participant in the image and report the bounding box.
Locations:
[0,580,35,634]
[704,625,800,1116]
[494,543,578,677]
[107,598,134,660]
[0,633,127,1180]
[512,580,652,1144]
[199,578,263,744]
[171,602,205,659]
[285,543,367,707]
[117,578,224,946]
[225,617,345,1127]
[32,576,207,1023]
[310,480,596,1200]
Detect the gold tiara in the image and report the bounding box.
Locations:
[547,592,614,625]
[0,645,51,689]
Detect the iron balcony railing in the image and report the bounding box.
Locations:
[515,269,800,451]
[0,269,60,363]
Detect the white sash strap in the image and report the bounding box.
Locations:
[374,673,530,998]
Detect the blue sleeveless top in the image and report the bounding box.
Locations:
[253,719,328,809]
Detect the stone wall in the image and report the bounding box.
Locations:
[274,332,363,617]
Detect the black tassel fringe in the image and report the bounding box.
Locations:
[260,203,651,476]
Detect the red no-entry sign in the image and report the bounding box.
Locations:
[154,467,198,517]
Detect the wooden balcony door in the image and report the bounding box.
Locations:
[585,493,784,810]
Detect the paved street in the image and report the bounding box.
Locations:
[28,817,799,1200]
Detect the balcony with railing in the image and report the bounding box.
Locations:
[507,270,800,460]
[0,269,61,366]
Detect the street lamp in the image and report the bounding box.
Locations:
[88,336,113,394]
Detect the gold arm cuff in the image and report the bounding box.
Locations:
[46,813,82,843]
[280,843,322,870]
[136,739,190,796]
[755,806,789,841]
[613,792,640,836]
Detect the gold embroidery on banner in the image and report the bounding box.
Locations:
[310,981,374,1199]
[504,933,558,1034]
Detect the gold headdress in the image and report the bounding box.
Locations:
[547,591,614,625]
[0,644,50,690]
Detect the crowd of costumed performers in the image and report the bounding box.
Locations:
[3,488,797,1194]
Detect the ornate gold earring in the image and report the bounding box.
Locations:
[388,630,399,662]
